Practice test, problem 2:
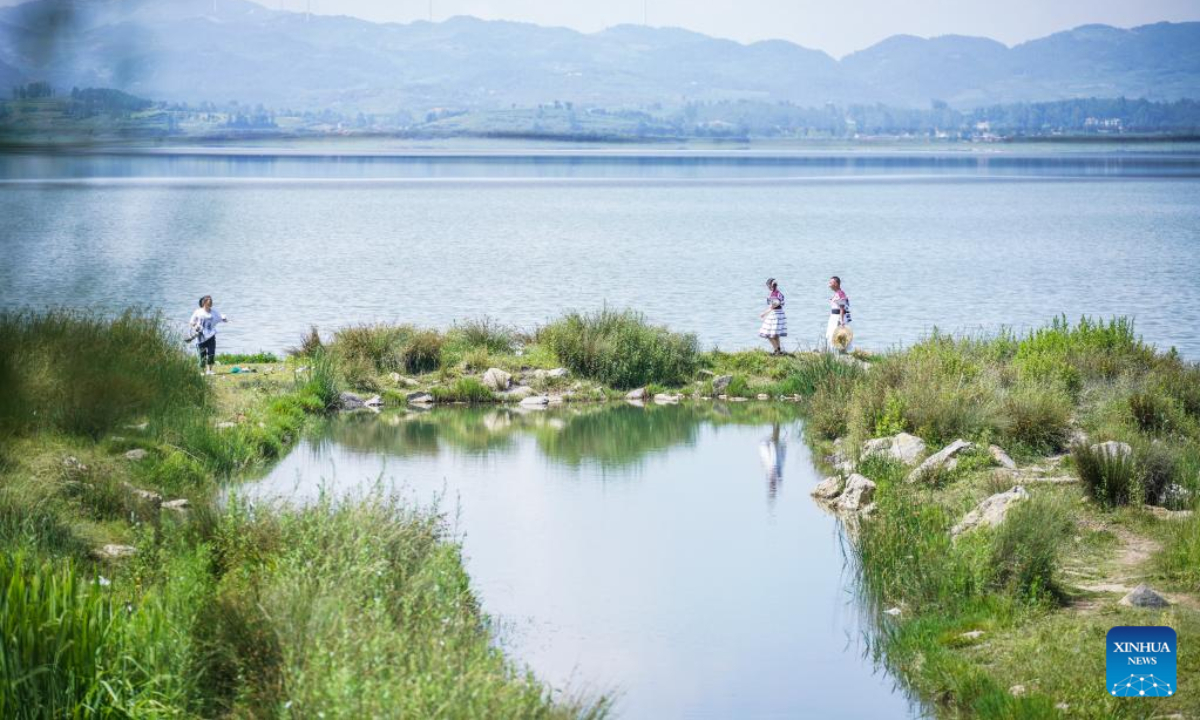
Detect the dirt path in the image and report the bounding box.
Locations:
[1066,525,1200,612]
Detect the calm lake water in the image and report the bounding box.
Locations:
[235,403,922,719]
[2,145,1199,357]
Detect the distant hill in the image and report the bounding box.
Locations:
[1,0,1198,113]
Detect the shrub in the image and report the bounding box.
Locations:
[403,330,444,374]
[1134,441,1178,506]
[776,353,864,398]
[292,325,323,356]
[539,309,698,389]
[725,375,752,397]
[1000,385,1072,453]
[1073,442,1141,508]
[0,310,208,438]
[330,323,412,373]
[450,317,516,354]
[430,377,495,403]
[987,495,1071,601]
[298,350,339,411]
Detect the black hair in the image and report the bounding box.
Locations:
[766,278,777,289]
[830,276,841,285]
[199,295,212,307]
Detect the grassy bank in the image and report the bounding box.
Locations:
[799,318,1200,718]
[0,310,604,718]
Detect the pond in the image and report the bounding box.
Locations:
[235,402,924,718]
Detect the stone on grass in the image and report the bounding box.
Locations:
[215,421,237,430]
[861,433,927,465]
[1120,583,1170,608]
[883,607,902,617]
[713,375,733,395]
[520,395,550,407]
[364,395,383,407]
[626,387,647,401]
[94,544,137,560]
[988,444,1018,470]
[836,474,876,513]
[1009,685,1026,697]
[951,486,1029,538]
[482,368,512,391]
[811,476,844,500]
[653,393,681,404]
[960,630,985,640]
[337,391,365,410]
[162,499,190,512]
[907,439,975,483]
[547,367,570,379]
[406,392,434,405]
[124,448,148,461]
[122,482,163,506]
[1091,440,1132,460]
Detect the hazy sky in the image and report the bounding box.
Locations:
[263,0,1200,57]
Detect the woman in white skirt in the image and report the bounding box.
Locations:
[826,276,852,352]
[758,278,787,355]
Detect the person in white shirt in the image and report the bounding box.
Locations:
[189,295,228,375]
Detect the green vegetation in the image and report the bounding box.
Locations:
[537,309,699,389]
[216,351,280,364]
[802,317,1200,718]
[0,310,603,718]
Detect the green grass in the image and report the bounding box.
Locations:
[216,351,279,364]
[0,310,600,718]
[538,309,699,389]
[430,377,497,403]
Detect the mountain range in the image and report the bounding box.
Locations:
[1,0,1198,113]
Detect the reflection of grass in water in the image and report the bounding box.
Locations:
[317,402,805,469]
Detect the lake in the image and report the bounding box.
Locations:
[2,144,1199,357]
[234,403,923,719]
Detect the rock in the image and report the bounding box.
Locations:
[125,422,148,432]
[1091,440,1132,460]
[811,476,844,500]
[520,395,550,407]
[836,474,877,513]
[364,395,383,407]
[63,456,88,472]
[1161,483,1193,508]
[406,392,434,405]
[482,368,512,391]
[1120,583,1170,608]
[124,449,148,461]
[547,367,569,379]
[1068,428,1089,445]
[389,372,401,383]
[162,498,190,512]
[653,393,681,404]
[1009,685,1026,697]
[626,387,647,401]
[1054,703,1069,711]
[988,444,1018,470]
[215,421,237,430]
[960,630,985,640]
[907,439,975,483]
[1144,504,1194,520]
[337,391,365,410]
[94,544,137,560]
[712,375,733,395]
[755,393,770,401]
[883,607,902,617]
[122,483,163,506]
[861,433,927,466]
[503,385,536,400]
[951,486,1030,537]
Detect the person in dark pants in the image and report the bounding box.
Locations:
[189,295,228,375]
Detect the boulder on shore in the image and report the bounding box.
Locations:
[124,448,148,461]
[406,392,434,405]
[94,544,137,560]
[861,433,926,466]
[520,395,550,408]
[337,392,365,410]
[482,368,512,391]
[835,474,876,513]
[626,387,647,401]
[810,476,844,500]
[503,385,536,400]
[122,482,163,506]
[951,486,1029,537]
[712,375,733,395]
[547,367,570,379]
[907,439,975,483]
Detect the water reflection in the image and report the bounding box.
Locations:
[239,402,923,719]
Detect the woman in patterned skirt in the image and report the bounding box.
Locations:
[758,278,787,355]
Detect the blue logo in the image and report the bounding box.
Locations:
[1107,626,1177,697]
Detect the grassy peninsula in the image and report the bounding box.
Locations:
[3,308,1198,718]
